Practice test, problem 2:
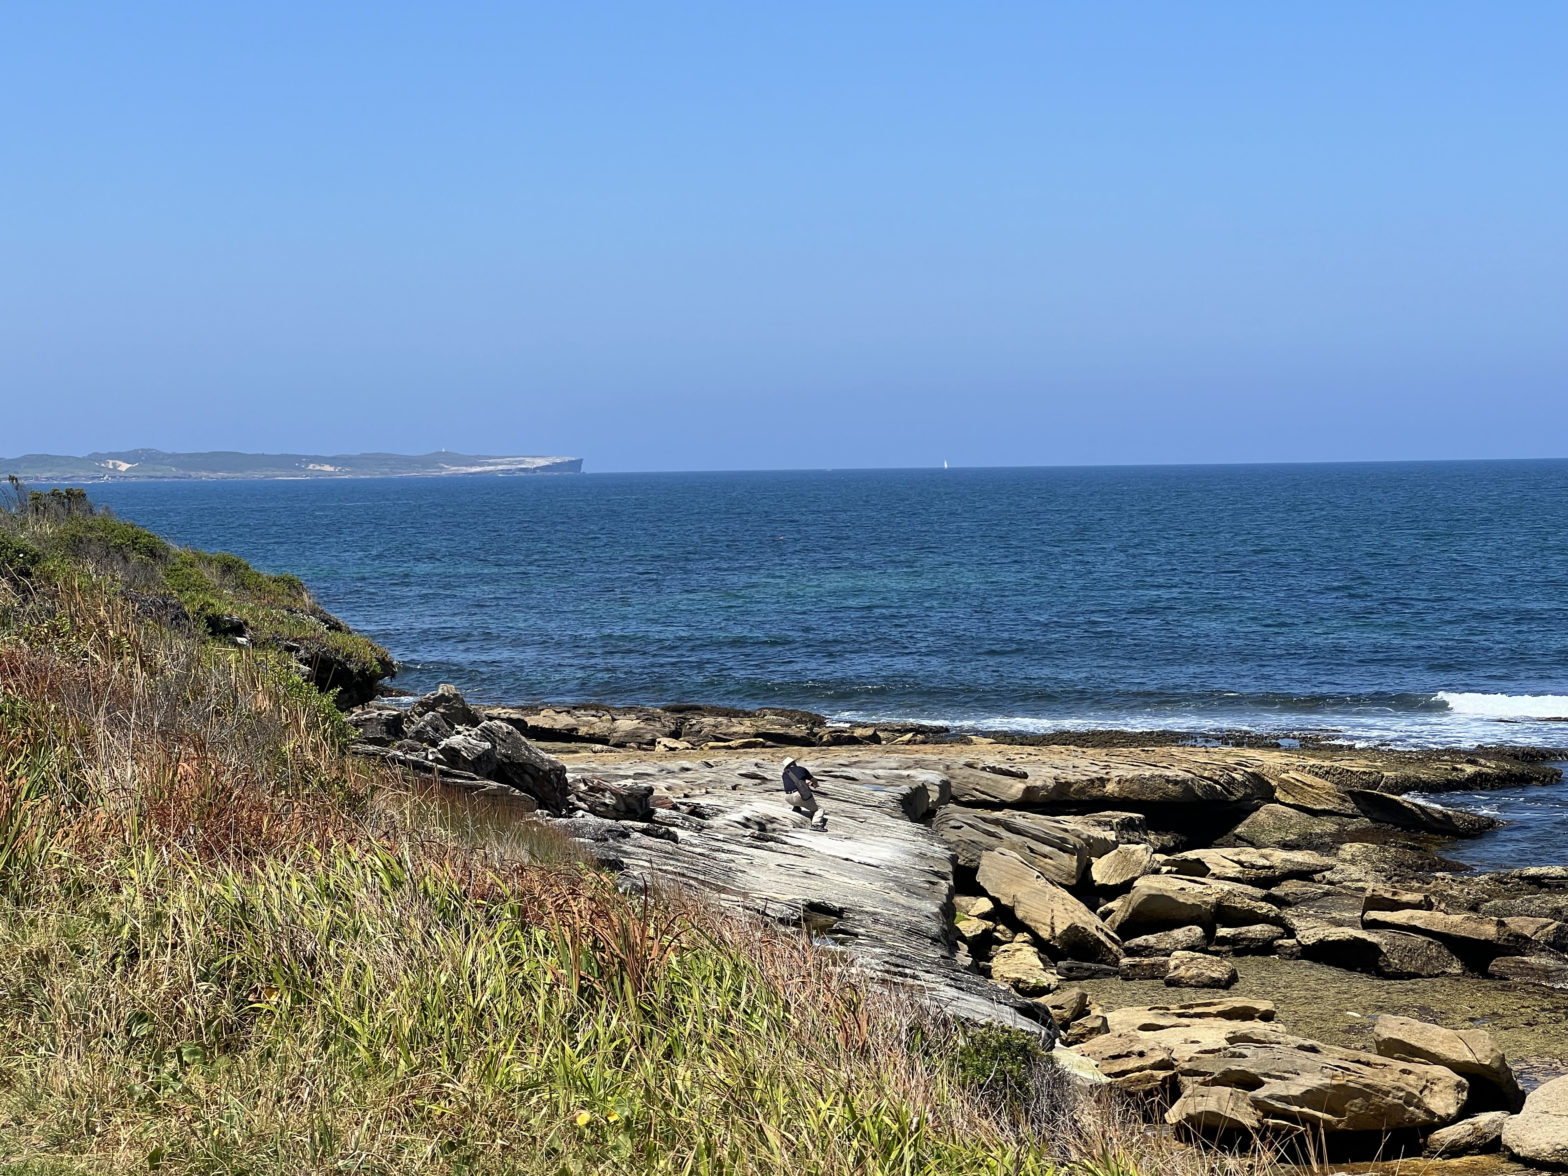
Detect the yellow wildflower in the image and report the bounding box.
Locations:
[574,1110,592,1127]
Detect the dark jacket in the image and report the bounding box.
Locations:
[782,763,814,794]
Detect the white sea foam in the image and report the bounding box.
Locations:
[1435,692,1568,720]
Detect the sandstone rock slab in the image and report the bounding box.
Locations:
[1373,1015,1523,1111]
[1503,1075,1568,1168]
[977,848,1124,965]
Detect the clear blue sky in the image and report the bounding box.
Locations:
[3,3,1565,471]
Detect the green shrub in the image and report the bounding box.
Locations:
[951,1024,1047,1109]
[0,531,42,579]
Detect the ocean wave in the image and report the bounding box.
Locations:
[1435,692,1568,720]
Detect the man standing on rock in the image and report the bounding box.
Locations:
[782,758,828,830]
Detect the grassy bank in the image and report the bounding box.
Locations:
[0,487,1255,1176]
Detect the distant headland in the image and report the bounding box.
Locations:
[1,449,583,482]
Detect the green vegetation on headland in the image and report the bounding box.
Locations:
[0,449,583,483]
[0,485,1217,1175]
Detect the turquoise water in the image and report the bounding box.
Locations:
[85,460,1568,749]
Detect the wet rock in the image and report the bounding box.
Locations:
[1372,1015,1523,1111]
[1165,951,1238,989]
[976,849,1124,965]
[1347,789,1502,837]
[1503,1075,1568,1168]
[1090,843,1155,888]
[410,683,481,730]
[1123,925,1208,957]
[1425,1110,1510,1157]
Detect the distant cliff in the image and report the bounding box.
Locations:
[1,449,583,482]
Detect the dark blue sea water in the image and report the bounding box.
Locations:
[84,461,1568,750]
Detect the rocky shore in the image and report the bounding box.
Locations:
[351,688,1568,1165]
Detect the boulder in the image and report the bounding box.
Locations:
[1165,847,1335,887]
[1035,986,1089,1027]
[1425,1111,1510,1157]
[955,916,995,945]
[1364,908,1560,960]
[1165,951,1238,990]
[1227,803,1361,849]
[474,720,570,809]
[1077,1019,1469,1131]
[976,849,1123,965]
[437,733,498,778]
[1107,875,1283,936]
[405,710,455,746]
[1291,920,1465,979]
[1372,1016,1523,1111]
[1090,843,1156,888]
[571,776,655,821]
[1488,956,1568,989]
[347,706,404,746]
[1106,876,1213,934]
[1211,923,1284,955]
[1368,930,1467,980]
[1166,1086,1263,1134]
[988,940,1059,996]
[1268,770,1361,816]
[1347,789,1502,837]
[933,808,1089,887]
[410,683,481,730]
[1124,925,1208,957]
[1503,1075,1568,1168]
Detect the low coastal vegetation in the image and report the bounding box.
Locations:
[0,487,1252,1175]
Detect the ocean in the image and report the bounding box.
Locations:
[85,460,1568,751]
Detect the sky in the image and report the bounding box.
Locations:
[3,3,1566,472]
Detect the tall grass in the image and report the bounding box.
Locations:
[0,492,1269,1175]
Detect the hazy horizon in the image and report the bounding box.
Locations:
[6,4,1567,472]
